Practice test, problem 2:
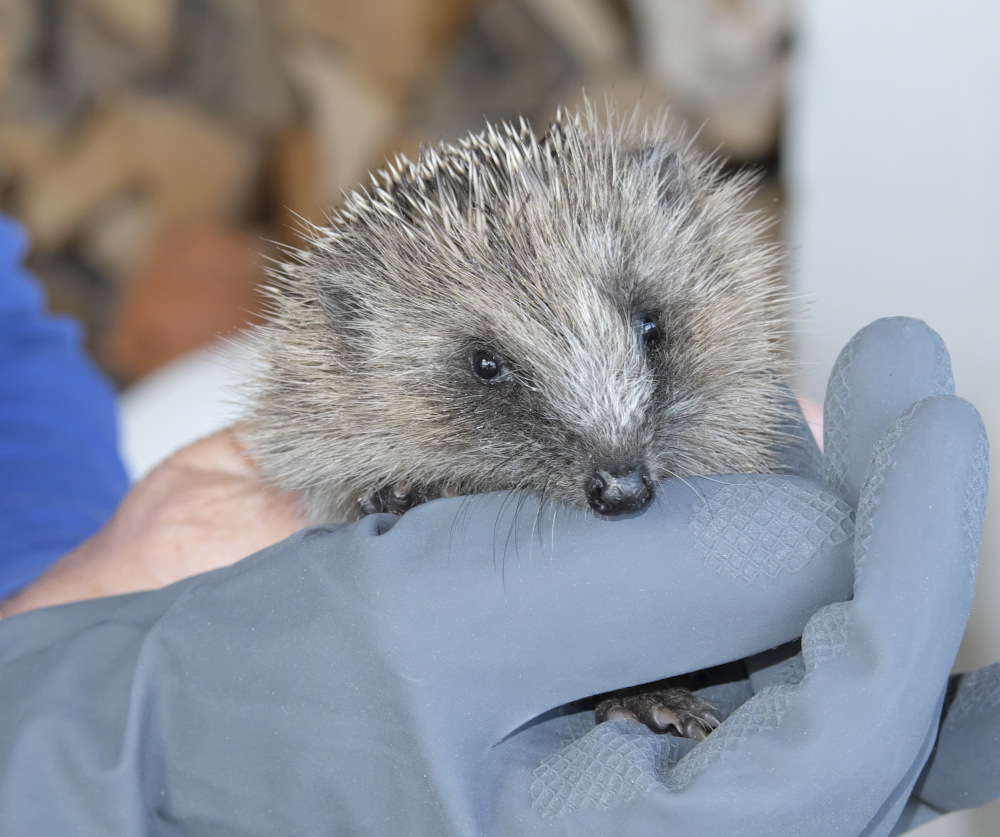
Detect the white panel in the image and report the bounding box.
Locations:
[786,3,1000,833]
[117,337,255,481]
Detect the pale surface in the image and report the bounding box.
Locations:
[785,1,1000,833]
[117,338,251,480]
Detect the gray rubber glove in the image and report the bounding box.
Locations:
[824,318,999,835]
[0,479,853,835]
[491,317,990,837]
[0,319,988,836]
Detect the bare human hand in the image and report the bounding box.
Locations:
[1,428,306,618]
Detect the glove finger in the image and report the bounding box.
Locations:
[914,662,1000,812]
[496,396,986,837]
[824,317,954,508]
[347,472,855,749]
[673,396,985,835]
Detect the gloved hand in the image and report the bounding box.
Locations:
[0,319,989,836]
[492,317,992,837]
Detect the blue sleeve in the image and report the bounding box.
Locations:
[0,216,129,599]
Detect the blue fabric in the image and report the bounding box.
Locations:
[0,216,129,599]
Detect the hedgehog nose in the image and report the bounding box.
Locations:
[586,464,654,516]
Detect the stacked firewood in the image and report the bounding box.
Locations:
[0,0,793,382]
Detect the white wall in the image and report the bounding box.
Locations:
[785,2,1000,833]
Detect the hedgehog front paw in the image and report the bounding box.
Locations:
[594,687,721,740]
[358,483,441,516]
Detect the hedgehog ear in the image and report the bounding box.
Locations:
[631,144,692,212]
[318,285,364,325]
[316,279,370,353]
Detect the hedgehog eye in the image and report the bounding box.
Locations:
[471,349,511,383]
[638,315,660,349]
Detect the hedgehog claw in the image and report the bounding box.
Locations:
[595,687,720,739]
[604,707,642,725]
[652,706,680,731]
[358,483,441,516]
[685,720,708,741]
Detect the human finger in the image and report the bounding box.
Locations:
[772,384,826,480]
[1,429,305,616]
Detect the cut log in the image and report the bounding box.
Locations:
[80,192,161,282]
[104,224,265,382]
[520,0,628,71]
[271,121,327,246]
[285,47,399,204]
[18,103,135,251]
[81,0,176,54]
[60,1,166,103]
[125,95,260,226]
[174,0,292,135]
[0,119,59,182]
[628,0,794,160]
[18,95,259,252]
[277,0,474,94]
[0,0,36,96]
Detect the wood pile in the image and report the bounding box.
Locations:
[0,0,790,382]
[0,0,476,380]
[629,0,796,162]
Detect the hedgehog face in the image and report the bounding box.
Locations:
[453,304,661,516]
[245,108,790,523]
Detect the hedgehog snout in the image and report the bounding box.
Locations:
[585,464,653,516]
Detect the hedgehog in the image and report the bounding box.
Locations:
[241,104,792,738]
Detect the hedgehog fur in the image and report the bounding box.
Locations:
[241,103,793,524]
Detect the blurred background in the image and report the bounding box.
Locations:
[0,1,996,833]
[0,0,793,383]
